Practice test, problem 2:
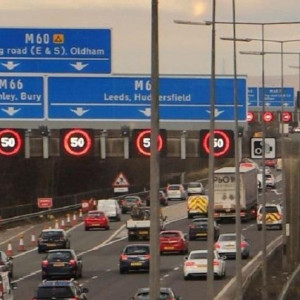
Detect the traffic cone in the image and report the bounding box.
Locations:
[78,209,83,220]
[6,242,13,256]
[72,212,77,226]
[18,235,26,252]
[31,234,36,246]
[54,219,59,229]
[66,214,71,227]
[60,219,65,230]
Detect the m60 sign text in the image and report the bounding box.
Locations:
[0,129,24,156]
[199,130,234,158]
[60,129,93,157]
[132,129,167,157]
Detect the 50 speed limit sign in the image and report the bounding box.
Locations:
[199,130,234,158]
[0,129,24,156]
[60,129,94,157]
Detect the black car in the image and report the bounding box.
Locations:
[41,249,83,280]
[32,279,88,300]
[188,217,220,241]
[38,229,71,253]
[119,244,150,274]
[0,251,13,278]
[130,287,183,300]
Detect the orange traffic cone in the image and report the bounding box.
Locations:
[72,212,77,226]
[31,234,36,246]
[18,235,26,252]
[6,242,13,256]
[78,209,83,220]
[60,219,65,230]
[66,214,71,227]
[54,219,59,229]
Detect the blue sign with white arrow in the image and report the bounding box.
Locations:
[48,76,247,121]
[0,76,44,119]
[248,87,294,108]
[0,28,111,73]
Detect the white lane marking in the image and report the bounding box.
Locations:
[242,224,255,231]
[91,276,98,279]
[0,226,35,246]
[174,267,180,271]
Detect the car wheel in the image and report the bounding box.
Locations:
[9,268,13,279]
[279,224,283,230]
[106,226,110,230]
[189,235,194,241]
[187,213,192,219]
[242,252,249,259]
[257,224,262,231]
[85,227,89,231]
[121,209,126,214]
[38,247,43,253]
[42,274,47,280]
[184,275,189,280]
[119,267,127,274]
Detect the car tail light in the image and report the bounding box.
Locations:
[189,224,195,229]
[185,261,196,267]
[215,243,220,249]
[214,212,220,218]
[69,259,77,267]
[121,254,128,261]
[42,260,49,267]
[240,211,246,217]
[0,261,4,265]
[240,242,247,248]
[145,254,150,260]
[60,237,65,241]
[213,260,220,266]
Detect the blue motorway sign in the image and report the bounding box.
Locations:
[0,28,111,73]
[248,87,294,108]
[48,76,247,121]
[0,76,44,119]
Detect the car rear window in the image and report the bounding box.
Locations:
[36,287,75,298]
[259,206,279,213]
[219,235,236,242]
[168,185,180,190]
[188,182,202,188]
[125,197,138,203]
[161,232,180,238]
[125,246,149,255]
[41,231,63,238]
[46,252,72,262]
[190,252,207,259]
[88,212,104,218]
[136,292,172,299]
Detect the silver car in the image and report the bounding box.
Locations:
[187,181,205,195]
[215,233,250,259]
[166,184,187,201]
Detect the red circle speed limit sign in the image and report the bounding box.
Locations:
[247,112,255,122]
[263,111,274,122]
[199,130,234,158]
[282,112,292,123]
[0,129,23,156]
[60,129,93,157]
[132,129,167,157]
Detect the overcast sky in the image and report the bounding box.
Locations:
[2,0,300,83]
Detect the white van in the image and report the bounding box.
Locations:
[0,271,16,300]
[97,199,121,221]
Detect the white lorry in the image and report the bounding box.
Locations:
[126,207,166,241]
[213,166,258,222]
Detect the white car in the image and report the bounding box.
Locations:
[166,184,187,201]
[215,233,250,259]
[183,250,226,280]
[187,181,205,195]
[97,199,121,221]
[257,204,282,230]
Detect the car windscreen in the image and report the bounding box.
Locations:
[46,252,72,262]
[125,246,149,255]
[260,206,279,213]
[36,287,75,298]
[168,185,180,190]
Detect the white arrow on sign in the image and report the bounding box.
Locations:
[265,102,271,106]
[206,108,224,118]
[70,62,88,71]
[139,108,151,117]
[1,61,20,70]
[2,107,21,116]
[70,107,89,116]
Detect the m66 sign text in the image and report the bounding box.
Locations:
[199,129,234,158]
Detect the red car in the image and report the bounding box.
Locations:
[159,230,189,254]
[84,210,110,231]
[264,159,276,168]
